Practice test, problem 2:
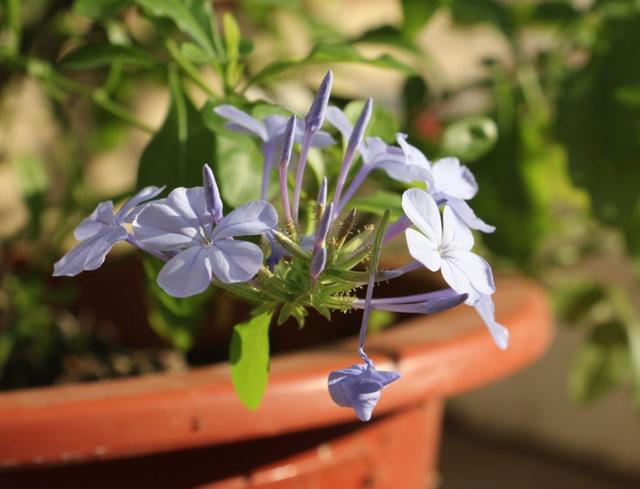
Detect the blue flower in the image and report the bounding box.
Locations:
[132,184,277,298]
[328,363,401,421]
[53,186,163,277]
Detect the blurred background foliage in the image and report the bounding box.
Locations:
[0,0,639,408]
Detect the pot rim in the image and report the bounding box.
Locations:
[0,276,552,469]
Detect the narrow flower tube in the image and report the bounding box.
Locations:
[279,115,296,230]
[383,215,411,243]
[260,141,276,201]
[203,163,224,224]
[352,289,468,314]
[333,99,373,209]
[293,71,333,222]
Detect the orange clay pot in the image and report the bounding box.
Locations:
[0,276,552,489]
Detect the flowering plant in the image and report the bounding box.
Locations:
[53,71,508,421]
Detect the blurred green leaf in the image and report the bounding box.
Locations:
[142,257,211,351]
[214,133,262,207]
[74,0,130,19]
[557,12,640,250]
[450,0,514,37]
[60,43,157,69]
[136,71,215,190]
[248,43,415,86]
[441,116,498,162]
[180,42,215,64]
[222,12,242,87]
[353,25,421,54]
[569,321,630,404]
[348,191,403,220]
[533,1,580,25]
[229,311,272,410]
[402,0,440,38]
[133,0,217,54]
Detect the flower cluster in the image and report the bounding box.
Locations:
[54,70,508,421]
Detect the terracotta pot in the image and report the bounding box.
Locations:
[0,277,552,488]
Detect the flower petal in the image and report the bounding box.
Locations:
[326,106,353,140]
[475,294,509,350]
[157,246,212,297]
[405,228,441,271]
[432,157,478,200]
[115,186,164,222]
[54,227,126,276]
[441,251,496,303]
[396,133,434,187]
[402,188,442,245]
[209,239,263,283]
[212,200,278,240]
[214,105,268,141]
[74,201,116,240]
[446,198,496,233]
[442,205,474,251]
[132,202,200,252]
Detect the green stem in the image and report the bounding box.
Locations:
[165,39,219,100]
[6,0,21,57]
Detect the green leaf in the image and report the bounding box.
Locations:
[60,43,157,70]
[450,0,514,37]
[136,71,215,190]
[441,116,498,162]
[229,311,273,410]
[557,12,640,234]
[353,25,421,54]
[569,321,630,404]
[133,0,216,54]
[402,0,440,38]
[142,256,211,351]
[248,42,415,86]
[348,191,403,220]
[180,42,216,64]
[214,134,262,207]
[74,0,130,19]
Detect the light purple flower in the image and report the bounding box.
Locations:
[328,364,401,421]
[132,185,277,298]
[354,288,468,314]
[397,135,495,233]
[402,188,495,304]
[213,106,335,151]
[53,186,164,277]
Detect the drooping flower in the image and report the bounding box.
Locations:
[397,135,495,233]
[328,364,401,421]
[353,288,468,314]
[133,171,278,297]
[53,186,164,277]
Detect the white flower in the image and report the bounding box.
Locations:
[402,188,495,304]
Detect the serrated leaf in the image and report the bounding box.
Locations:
[61,43,157,70]
[229,311,273,410]
[248,42,415,86]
